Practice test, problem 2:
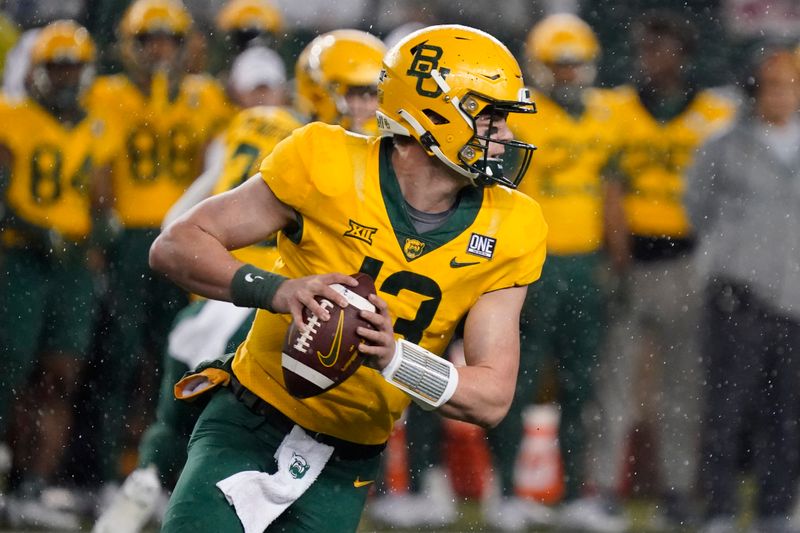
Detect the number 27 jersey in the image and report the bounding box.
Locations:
[232,123,548,445]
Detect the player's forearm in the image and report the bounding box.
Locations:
[437,365,514,428]
[149,218,244,301]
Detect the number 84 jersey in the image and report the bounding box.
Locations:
[233,122,548,445]
[0,97,116,241]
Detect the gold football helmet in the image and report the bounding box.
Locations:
[28,20,96,111]
[377,24,536,188]
[526,13,599,65]
[119,0,192,38]
[294,29,385,129]
[217,0,282,35]
[31,19,95,65]
[118,0,192,82]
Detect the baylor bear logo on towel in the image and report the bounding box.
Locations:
[289,453,310,479]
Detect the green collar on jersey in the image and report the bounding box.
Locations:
[379,137,484,262]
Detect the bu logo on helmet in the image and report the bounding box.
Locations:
[406,43,450,98]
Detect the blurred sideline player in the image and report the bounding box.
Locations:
[589,10,735,528]
[0,21,118,529]
[93,45,298,533]
[294,29,386,135]
[86,0,230,493]
[487,14,627,532]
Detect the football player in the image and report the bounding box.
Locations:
[86,0,230,493]
[483,13,628,532]
[590,10,736,528]
[92,45,298,533]
[294,29,386,134]
[0,20,118,528]
[149,24,547,532]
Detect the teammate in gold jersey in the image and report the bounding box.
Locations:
[293,29,386,135]
[150,25,547,532]
[590,11,736,528]
[93,46,298,533]
[482,14,629,532]
[0,21,118,528]
[85,0,231,489]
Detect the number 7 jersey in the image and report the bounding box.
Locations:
[232,122,548,445]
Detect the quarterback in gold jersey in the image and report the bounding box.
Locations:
[0,21,117,524]
[86,0,231,488]
[151,25,546,532]
[590,11,736,527]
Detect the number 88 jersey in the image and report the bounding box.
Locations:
[232,122,548,445]
[87,73,230,229]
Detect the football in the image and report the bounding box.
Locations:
[281,273,377,398]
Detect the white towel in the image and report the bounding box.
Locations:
[216,425,335,533]
[168,300,252,369]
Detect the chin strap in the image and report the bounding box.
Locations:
[395,108,478,184]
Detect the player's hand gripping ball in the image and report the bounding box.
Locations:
[282,273,377,398]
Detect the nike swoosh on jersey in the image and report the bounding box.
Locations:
[450,257,481,268]
[353,477,375,488]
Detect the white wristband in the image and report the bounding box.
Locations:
[381,339,459,410]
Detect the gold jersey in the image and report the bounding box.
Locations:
[0,99,117,241]
[613,86,734,237]
[513,89,621,255]
[232,123,548,445]
[212,105,302,268]
[88,73,230,228]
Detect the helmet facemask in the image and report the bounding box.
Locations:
[126,31,187,87]
[29,61,94,118]
[456,92,536,188]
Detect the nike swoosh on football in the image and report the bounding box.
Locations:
[316,309,344,367]
[353,478,374,488]
[450,257,481,268]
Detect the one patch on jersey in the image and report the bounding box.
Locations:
[403,238,426,260]
[344,219,378,245]
[466,233,496,259]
